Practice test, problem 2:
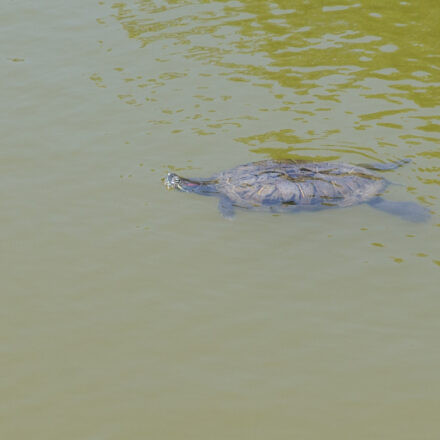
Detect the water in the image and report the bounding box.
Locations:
[2,0,439,438]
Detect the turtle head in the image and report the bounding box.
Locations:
[164,172,218,194]
[165,172,183,190]
[164,172,204,193]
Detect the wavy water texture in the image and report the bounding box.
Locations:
[103,0,439,209]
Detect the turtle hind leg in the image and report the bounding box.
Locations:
[358,158,411,171]
[218,196,235,219]
[368,197,431,223]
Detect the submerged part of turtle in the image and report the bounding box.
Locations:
[164,159,430,222]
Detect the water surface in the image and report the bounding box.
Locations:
[2,0,440,439]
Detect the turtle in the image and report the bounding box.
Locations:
[164,159,430,222]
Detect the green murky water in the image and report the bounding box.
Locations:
[2,0,440,438]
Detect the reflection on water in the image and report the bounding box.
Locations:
[108,0,439,194]
[111,0,440,106]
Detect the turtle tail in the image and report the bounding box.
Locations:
[358,158,411,171]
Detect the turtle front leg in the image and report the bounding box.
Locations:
[218,196,235,219]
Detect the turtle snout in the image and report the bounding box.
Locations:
[165,172,181,189]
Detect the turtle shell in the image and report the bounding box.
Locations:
[213,160,387,210]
